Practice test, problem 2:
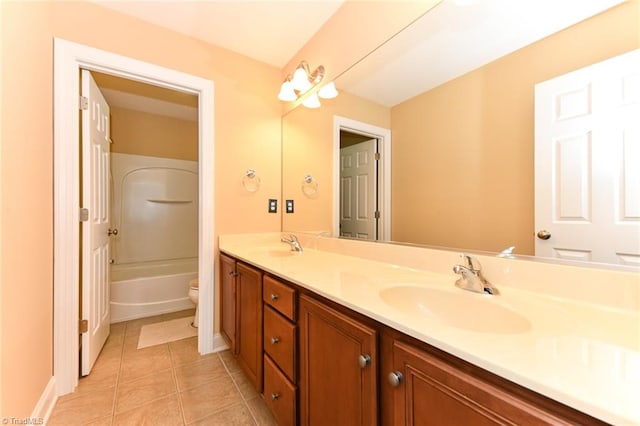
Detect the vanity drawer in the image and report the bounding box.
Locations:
[264,354,296,426]
[264,305,297,382]
[263,275,296,320]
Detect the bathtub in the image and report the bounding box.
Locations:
[110,257,198,323]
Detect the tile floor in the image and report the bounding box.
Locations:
[48,310,277,425]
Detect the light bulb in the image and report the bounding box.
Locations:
[302,92,321,109]
[318,81,338,99]
[292,66,312,93]
[277,80,297,102]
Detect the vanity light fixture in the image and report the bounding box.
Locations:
[278,60,338,107]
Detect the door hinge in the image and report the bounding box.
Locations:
[375,152,381,161]
[79,96,88,110]
[79,208,89,222]
[79,319,89,334]
[375,211,380,219]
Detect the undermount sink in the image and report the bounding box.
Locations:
[379,286,531,334]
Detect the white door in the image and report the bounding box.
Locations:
[81,70,111,375]
[340,139,378,239]
[535,49,640,266]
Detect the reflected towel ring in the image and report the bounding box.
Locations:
[242,169,261,192]
[301,174,318,197]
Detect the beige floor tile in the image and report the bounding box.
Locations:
[174,356,227,391]
[230,369,259,401]
[119,344,172,383]
[110,321,126,335]
[218,350,242,374]
[92,343,124,373]
[187,402,256,425]
[180,376,243,424]
[161,308,195,322]
[48,387,115,425]
[245,397,277,426]
[169,337,216,367]
[83,415,113,426]
[115,368,176,414]
[113,393,183,426]
[76,364,120,395]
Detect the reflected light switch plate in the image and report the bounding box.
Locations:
[268,199,278,213]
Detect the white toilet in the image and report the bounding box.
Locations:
[188,279,199,328]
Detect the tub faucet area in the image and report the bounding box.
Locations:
[281,233,303,252]
[453,254,499,295]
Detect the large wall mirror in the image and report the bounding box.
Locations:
[282,0,640,266]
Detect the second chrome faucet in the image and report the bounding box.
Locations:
[281,233,303,252]
[453,254,499,295]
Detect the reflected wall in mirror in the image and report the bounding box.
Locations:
[282,0,640,265]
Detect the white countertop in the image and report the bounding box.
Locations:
[219,233,640,425]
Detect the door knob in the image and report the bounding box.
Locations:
[270,293,279,301]
[107,228,118,236]
[537,230,551,240]
[388,371,403,387]
[271,393,280,401]
[270,337,280,344]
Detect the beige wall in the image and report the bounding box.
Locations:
[282,91,390,234]
[390,1,640,255]
[0,0,281,417]
[110,107,198,161]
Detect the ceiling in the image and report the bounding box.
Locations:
[89,0,345,68]
[88,0,626,115]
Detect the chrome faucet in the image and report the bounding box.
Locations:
[281,233,303,252]
[453,254,499,295]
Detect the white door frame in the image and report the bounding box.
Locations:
[53,38,217,396]
[333,116,391,240]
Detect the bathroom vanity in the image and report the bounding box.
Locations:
[219,233,639,425]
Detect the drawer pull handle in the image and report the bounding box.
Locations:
[271,337,280,344]
[270,293,279,301]
[388,371,403,387]
[271,392,280,400]
[358,354,371,368]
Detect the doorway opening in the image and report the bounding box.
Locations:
[79,69,202,375]
[333,116,391,241]
[54,38,217,396]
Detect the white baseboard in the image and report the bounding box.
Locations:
[32,376,57,424]
[211,332,229,353]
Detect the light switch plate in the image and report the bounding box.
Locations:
[286,199,294,214]
[268,199,278,213]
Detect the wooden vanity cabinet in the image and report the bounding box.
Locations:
[299,294,378,426]
[380,331,608,426]
[219,253,237,352]
[219,254,263,392]
[262,275,298,426]
[220,254,609,426]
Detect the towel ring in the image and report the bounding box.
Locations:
[242,169,261,192]
[302,174,318,197]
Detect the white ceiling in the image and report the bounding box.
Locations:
[89,0,626,113]
[89,0,345,68]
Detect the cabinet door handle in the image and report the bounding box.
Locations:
[270,293,279,301]
[388,371,403,387]
[229,271,238,276]
[271,392,280,400]
[270,337,280,344]
[358,354,371,368]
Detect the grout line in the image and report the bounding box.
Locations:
[219,352,261,425]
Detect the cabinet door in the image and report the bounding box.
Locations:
[299,295,377,426]
[236,262,263,392]
[219,253,237,352]
[388,340,581,426]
